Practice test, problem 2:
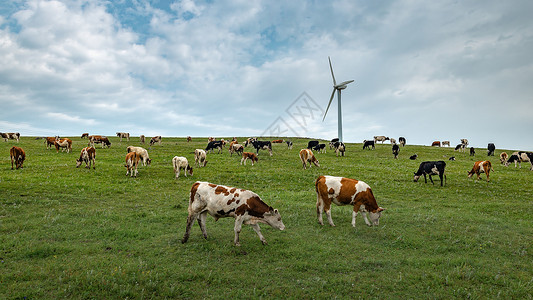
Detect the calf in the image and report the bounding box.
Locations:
[409,154,418,160]
[172,156,193,179]
[81,133,89,139]
[399,137,406,147]
[500,152,508,165]
[315,175,385,227]
[363,140,375,150]
[229,143,244,156]
[76,147,96,169]
[413,161,447,186]
[125,152,140,177]
[252,140,273,156]
[307,140,319,149]
[442,141,450,147]
[206,141,224,153]
[374,136,389,144]
[54,138,73,153]
[286,140,293,150]
[194,149,208,167]
[487,143,496,156]
[299,149,320,169]
[470,147,476,156]
[182,182,285,246]
[333,142,345,157]
[10,146,25,169]
[127,146,151,166]
[149,136,162,146]
[431,141,441,147]
[312,143,326,153]
[392,144,399,159]
[89,135,111,148]
[468,161,493,182]
[116,132,130,142]
[241,152,258,166]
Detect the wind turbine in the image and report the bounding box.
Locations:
[322,56,354,143]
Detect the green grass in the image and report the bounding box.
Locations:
[1,136,532,299]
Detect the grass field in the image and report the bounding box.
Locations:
[1,136,532,299]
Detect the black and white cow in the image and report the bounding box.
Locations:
[487,143,496,156]
[392,144,399,159]
[455,144,465,152]
[252,140,273,156]
[307,140,319,150]
[363,140,375,150]
[470,147,476,156]
[286,140,293,150]
[413,161,447,186]
[329,138,339,149]
[205,141,224,153]
[312,143,326,153]
[333,142,345,157]
[399,137,406,147]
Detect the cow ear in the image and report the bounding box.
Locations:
[274,209,279,214]
[378,207,385,212]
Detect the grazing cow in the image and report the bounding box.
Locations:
[149,136,162,146]
[187,136,192,142]
[252,140,273,156]
[125,152,140,177]
[181,182,285,246]
[431,141,441,147]
[470,147,476,156]
[449,156,456,161]
[333,142,345,157]
[399,137,406,147]
[286,140,293,150]
[315,175,385,227]
[413,161,447,186]
[299,149,320,169]
[194,149,208,167]
[505,152,532,169]
[81,133,89,139]
[244,137,256,147]
[2,132,20,142]
[206,141,224,153]
[390,138,397,145]
[468,161,493,182]
[374,136,389,144]
[241,152,258,166]
[409,154,418,160]
[89,135,111,148]
[45,136,59,149]
[208,137,215,142]
[392,144,399,159]
[116,132,130,142]
[140,135,145,144]
[455,144,466,152]
[363,140,375,150]
[329,138,339,149]
[272,139,283,143]
[313,143,326,153]
[76,147,96,169]
[0,132,7,141]
[307,140,319,149]
[10,146,25,170]
[172,156,193,179]
[127,146,151,166]
[54,138,73,153]
[461,139,469,147]
[229,143,244,156]
[442,141,450,147]
[500,152,508,165]
[487,143,496,156]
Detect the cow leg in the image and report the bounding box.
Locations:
[241,157,245,165]
[428,175,434,184]
[197,212,208,239]
[181,213,197,243]
[324,200,335,227]
[234,216,244,246]
[423,174,428,183]
[352,204,361,227]
[250,224,267,245]
[316,196,325,225]
[11,156,14,170]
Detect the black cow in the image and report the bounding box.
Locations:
[409,154,418,160]
[206,141,224,153]
[363,140,375,150]
[413,161,447,186]
[470,147,476,156]
[252,140,273,156]
[313,143,326,153]
[307,140,319,149]
[399,137,406,147]
[392,144,399,159]
[487,143,495,156]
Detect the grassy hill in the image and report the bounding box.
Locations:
[1,136,532,298]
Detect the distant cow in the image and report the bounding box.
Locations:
[76,147,96,169]
[312,143,326,153]
[229,143,244,156]
[431,141,441,147]
[392,144,399,159]
[409,154,418,160]
[45,136,59,149]
[194,149,208,167]
[81,133,89,139]
[315,175,385,227]
[329,138,339,149]
[244,137,256,147]
[500,152,508,165]
[299,149,320,169]
[363,140,375,150]
[181,181,285,246]
[505,152,532,169]
[116,132,130,142]
[307,140,319,149]
[487,143,496,156]
[413,161,447,186]
[449,156,456,161]
[54,138,73,153]
[374,136,389,144]
[89,135,111,148]
[333,142,345,157]
[206,141,224,153]
[2,132,20,142]
[470,147,476,156]
[286,140,293,150]
[187,136,192,142]
[125,152,140,177]
[399,137,406,147]
[149,136,162,146]
[468,161,493,182]
[461,139,469,147]
[454,144,465,152]
[390,138,397,145]
[272,139,283,143]
[10,146,25,169]
[252,140,273,156]
[442,141,450,147]
[241,152,258,166]
[172,156,193,179]
[140,135,145,144]
[127,146,151,166]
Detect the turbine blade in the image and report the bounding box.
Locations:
[323,89,336,121]
[336,80,354,87]
[328,56,336,86]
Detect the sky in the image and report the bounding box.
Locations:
[1,0,532,150]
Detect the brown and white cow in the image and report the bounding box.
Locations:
[181,181,285,246]
[468,161,493,182]
[374,136,389,144]
[194,149,208,167]
[431,141,441,147]
[229,143,244,156]
[54,138,73,153]
[125,152,140,177]
[299,149,319,169]
[461,139,469,147]
[172,156,193,179]
[315,175,385,227]
[45,136,59,149]
[10,146,25,170]
[500,152,508,165]
[442,141,450,147]
[76,147,96,169]
[88,135,111,148]
[149,136,162,146]
[116,132,130,142]
[127,146,151,166]
[81,133,89,139]
[241,152,258,166]
[2,132,20,142]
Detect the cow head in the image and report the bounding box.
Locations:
[146,158,152,166]
[264,208,285,231]
[76,158,83,168]
[187,165,193,176]
[368,207,385,226]
[413,173,421,182]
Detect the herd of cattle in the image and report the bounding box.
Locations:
[4,132,533,245]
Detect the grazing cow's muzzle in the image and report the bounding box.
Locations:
[413,174,420,182]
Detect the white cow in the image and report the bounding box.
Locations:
[194,149,208,167]
[172,156,193,178]
[127,146,151,166]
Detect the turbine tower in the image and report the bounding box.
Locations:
[322,56,354,143]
